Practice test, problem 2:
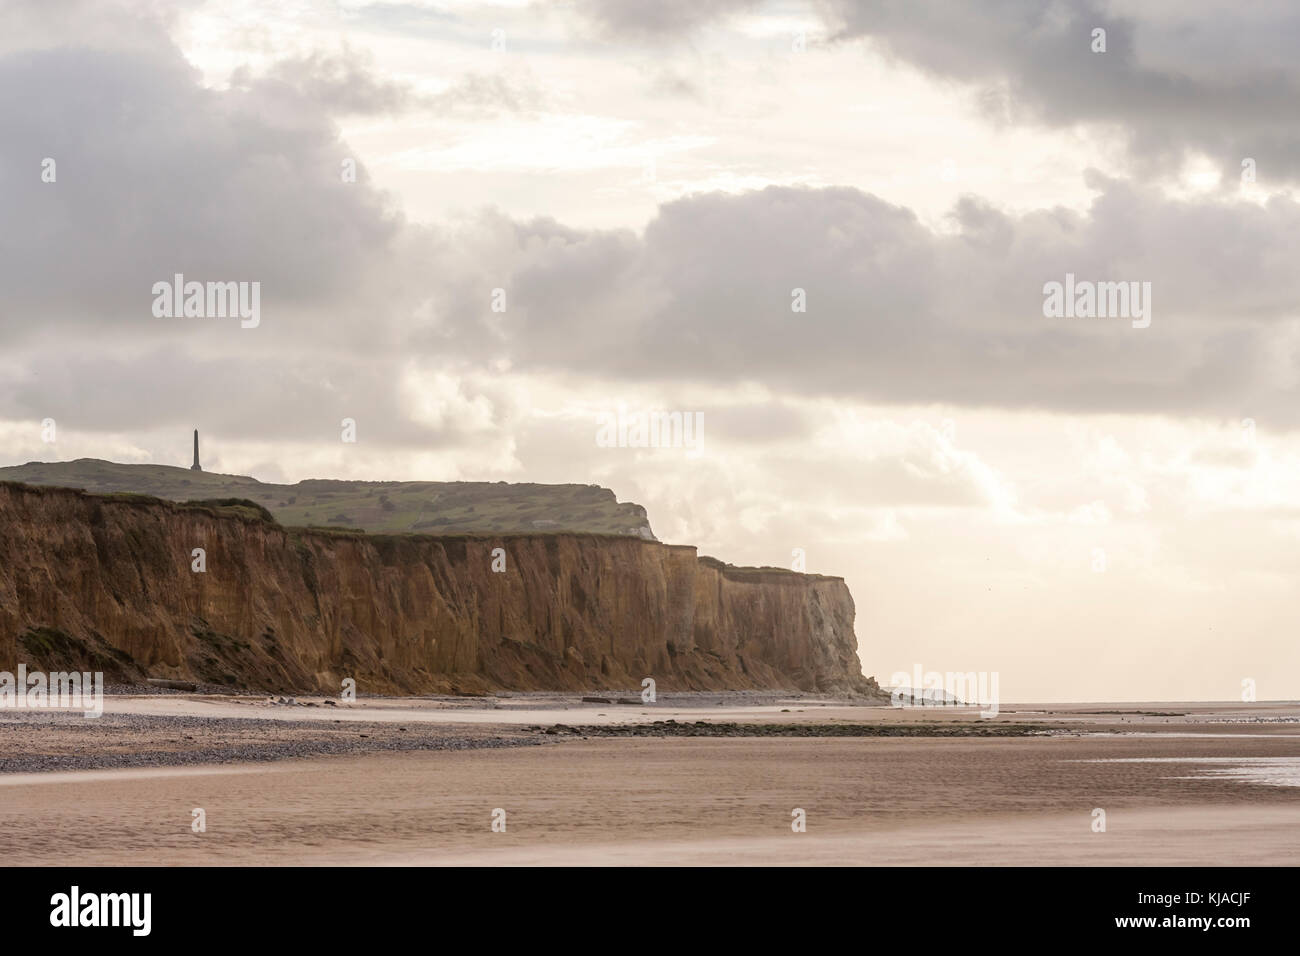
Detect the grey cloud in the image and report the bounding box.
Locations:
[648,71,701,99]
[0,0,197,57]
[0,40,402,342]
[7,2,1300,456]
[0,345,506,449]
[574,0,763,40]
[428,72,547,116]
[703,404,813,444]
[514,411,996,510]
[251,49,416,115]
[249,52,545,119]
[488,182,1300,426]
[817,0,1300,184]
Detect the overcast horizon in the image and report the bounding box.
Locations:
[4,0,1300,702]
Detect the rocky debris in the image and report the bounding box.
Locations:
[0,710,539,774]
[146,678,198,692]
[529,721,1057,738]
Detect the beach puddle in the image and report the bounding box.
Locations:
[1081,756,1300,787]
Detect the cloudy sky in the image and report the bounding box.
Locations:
[4,0,1299,701]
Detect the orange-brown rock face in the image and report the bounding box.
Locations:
[0,482,879,696]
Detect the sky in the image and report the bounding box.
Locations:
[3,0,1299,701]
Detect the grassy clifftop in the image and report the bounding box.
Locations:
[0,459,656,537]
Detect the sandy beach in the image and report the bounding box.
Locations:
[3,696,1298,865]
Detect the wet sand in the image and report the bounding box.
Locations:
[4,728,1300,865]
[58,690,906,726]
[81,692,1300,728]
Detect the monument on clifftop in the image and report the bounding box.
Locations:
[191,430,201,471]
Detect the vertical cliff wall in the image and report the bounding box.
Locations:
[0,482,879,696]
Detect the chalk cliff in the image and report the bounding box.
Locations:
[0,482,879,697]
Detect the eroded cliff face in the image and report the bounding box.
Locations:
[0,482,879,696]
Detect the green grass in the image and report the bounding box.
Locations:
[0,459,656,537]
[17,625,142,677]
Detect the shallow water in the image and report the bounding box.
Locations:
[5,735,1300,865]
[1083,755,1300,788]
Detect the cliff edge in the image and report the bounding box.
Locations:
[0,482,880,697]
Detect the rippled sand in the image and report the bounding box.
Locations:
[4,731,1300,865]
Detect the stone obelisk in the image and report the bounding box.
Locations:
[191,429,202,471]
